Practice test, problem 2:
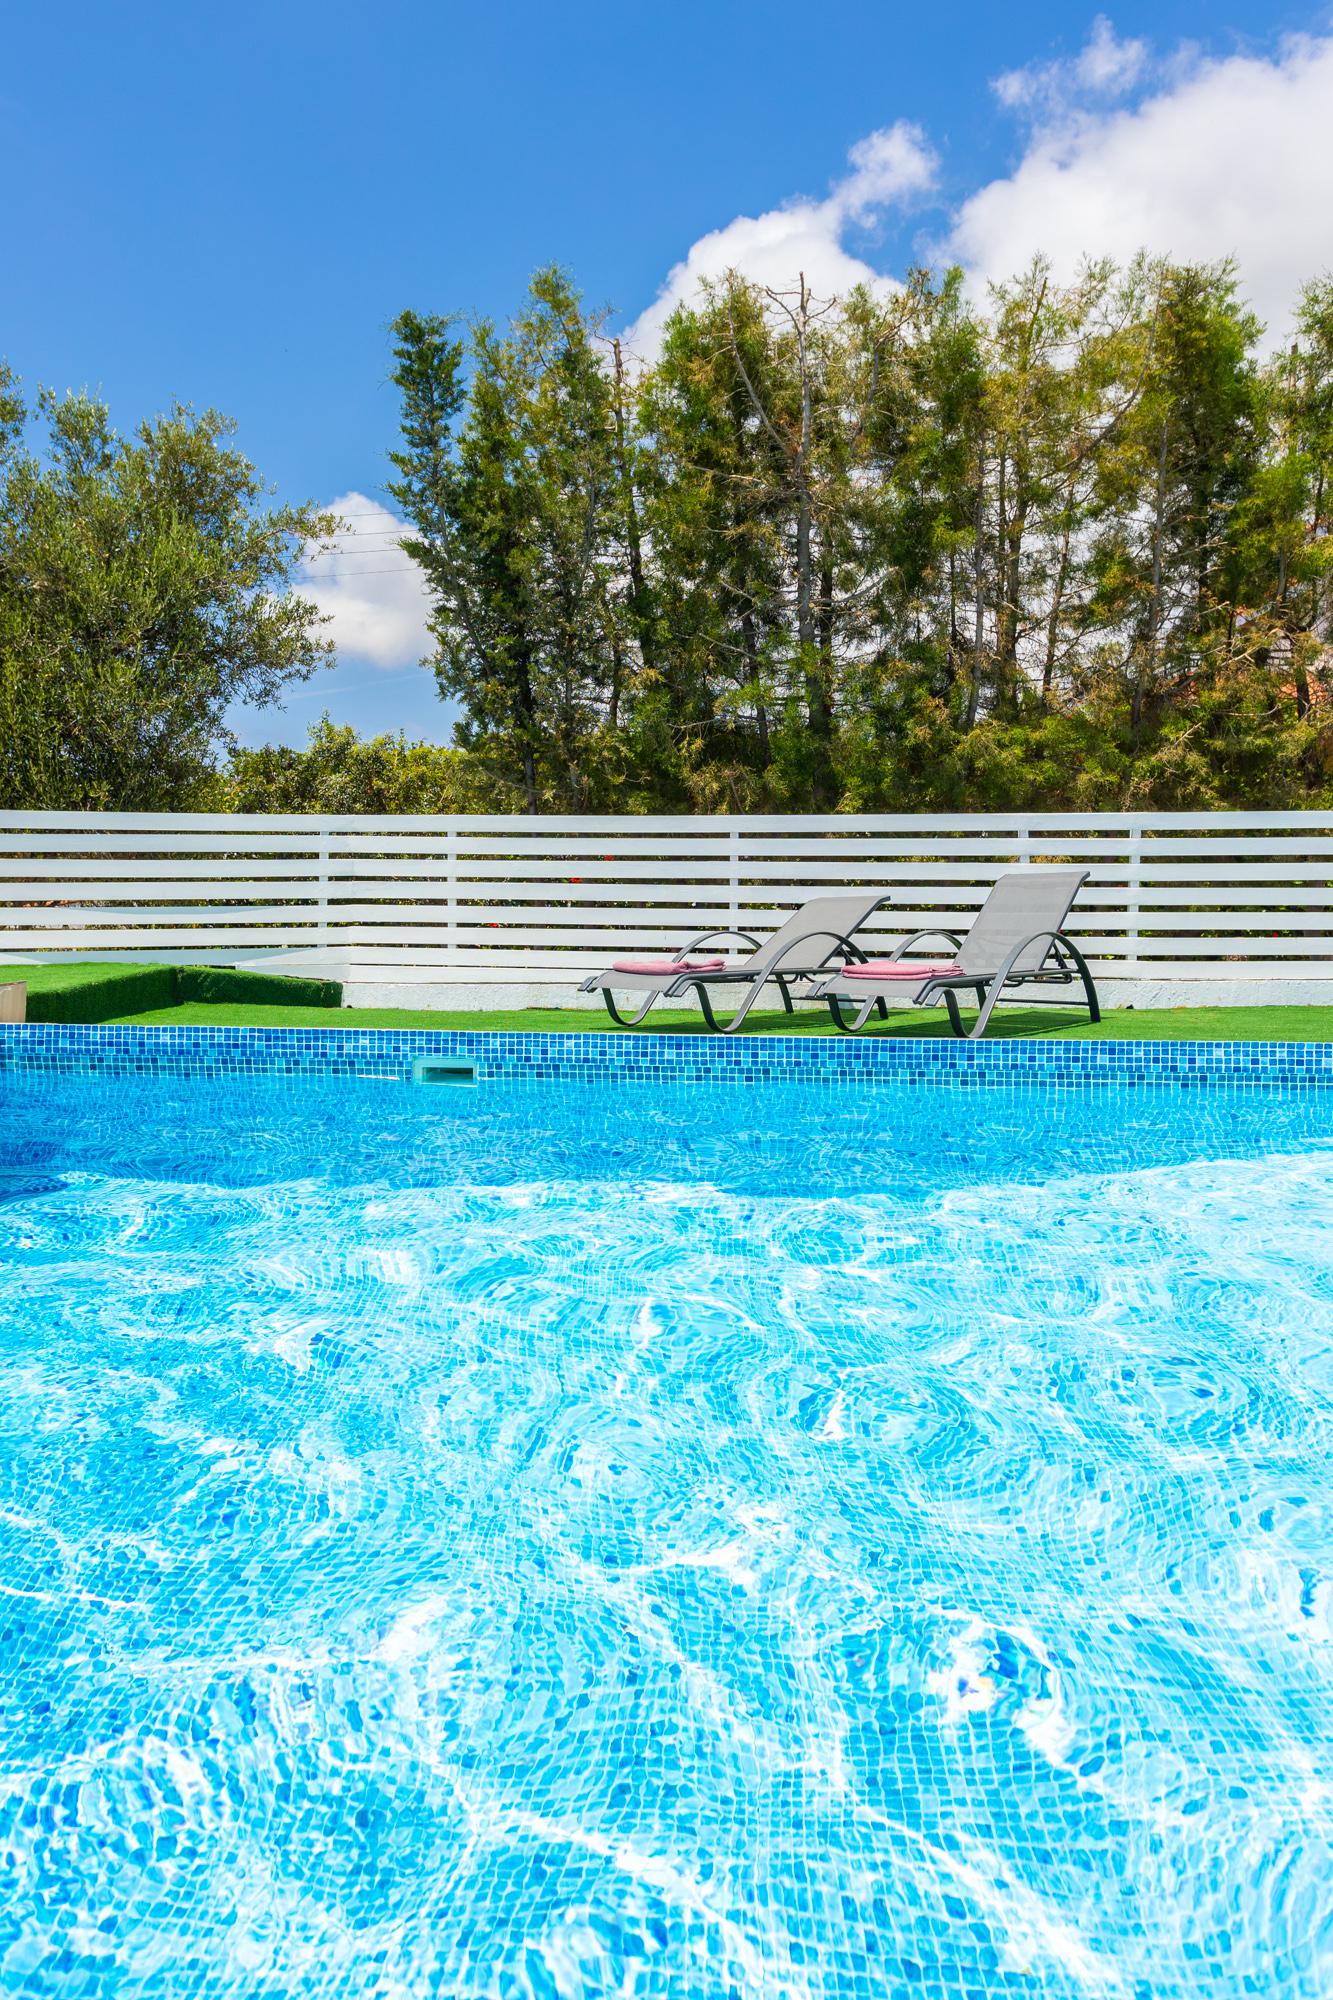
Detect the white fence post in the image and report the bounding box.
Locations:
[1127,823,1142,972]
[317,821,330,948]
[728,824,741,931]
[445,823,456,967]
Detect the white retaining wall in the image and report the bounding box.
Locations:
[3,810,1333,1007]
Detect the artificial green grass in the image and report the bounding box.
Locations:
[6,961,343,1022]
[104,1000,1333,1040]
[17,961,1333,1040]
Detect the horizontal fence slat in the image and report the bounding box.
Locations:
[6,905,328,928]
[0,881,323,905]
[0,834,330,856]
[10,871,1333,905]
[0,930,326,950]
[0,858,326,882]
[318,857,1333,886]
[7,808,1333,831]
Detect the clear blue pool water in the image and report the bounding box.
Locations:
[1,1064,1332,1998]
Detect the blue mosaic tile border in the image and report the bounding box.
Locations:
[2,1021,1333,1090]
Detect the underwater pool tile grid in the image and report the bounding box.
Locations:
[3,1020,1333,1088]
[2,1056,1328,1992]
[2,1062,1333,1995]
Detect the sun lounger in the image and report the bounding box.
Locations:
[579,891,893,1033]
[811,868,1099,1039]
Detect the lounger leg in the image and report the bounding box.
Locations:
[697,978,768,1034]
[942,988,967,1037]
[827,995,855,1033]
[601,988,659,1029]
[970,977,1004,1040]
[826,993,878,1034]
[1067,942,1101,1024]
[774,974,795,1016]
[695,983,721,1031]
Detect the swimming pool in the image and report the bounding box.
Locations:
[1,1041,1331,1996]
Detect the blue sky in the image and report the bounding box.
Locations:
[5,0,1327,747]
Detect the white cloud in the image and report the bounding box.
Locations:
[994,16,1148,109]
[298,491,432,670]
[947,29,1333,338]
[621,122,937,358]
[1074,16,1149,94]
[621,21,1333,359]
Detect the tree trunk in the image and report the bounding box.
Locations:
[966,452,986,731]
[1134,419,1170,743]
[1043,482,1075,703]
[515,654,539,813]
[740,607,771,766]
[813,555,836,782]
[1312,466,1327,640]
[790,276,834,800]
[995,446,1009,666]
[608,627,623,732]
[610,337,655,678]
[1001,460,1029,716]
[795,296,815,655]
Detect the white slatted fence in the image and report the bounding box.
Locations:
[3,811,1333,1001]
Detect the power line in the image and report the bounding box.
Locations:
[303,552,425,565]
[302,566,431,582]
[312,530,420,543]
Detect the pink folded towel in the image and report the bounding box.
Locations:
[611,956,727,976]
[842,959,964,980]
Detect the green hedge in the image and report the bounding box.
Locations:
[21,964,178,1023]
[12,961,341,1023]
[176,966,341,1009]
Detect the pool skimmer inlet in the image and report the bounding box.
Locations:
[411,1056,478,1088]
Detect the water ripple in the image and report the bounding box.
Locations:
[0,1069,1332,1996]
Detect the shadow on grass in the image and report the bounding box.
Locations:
[565,1004,1085,1040]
